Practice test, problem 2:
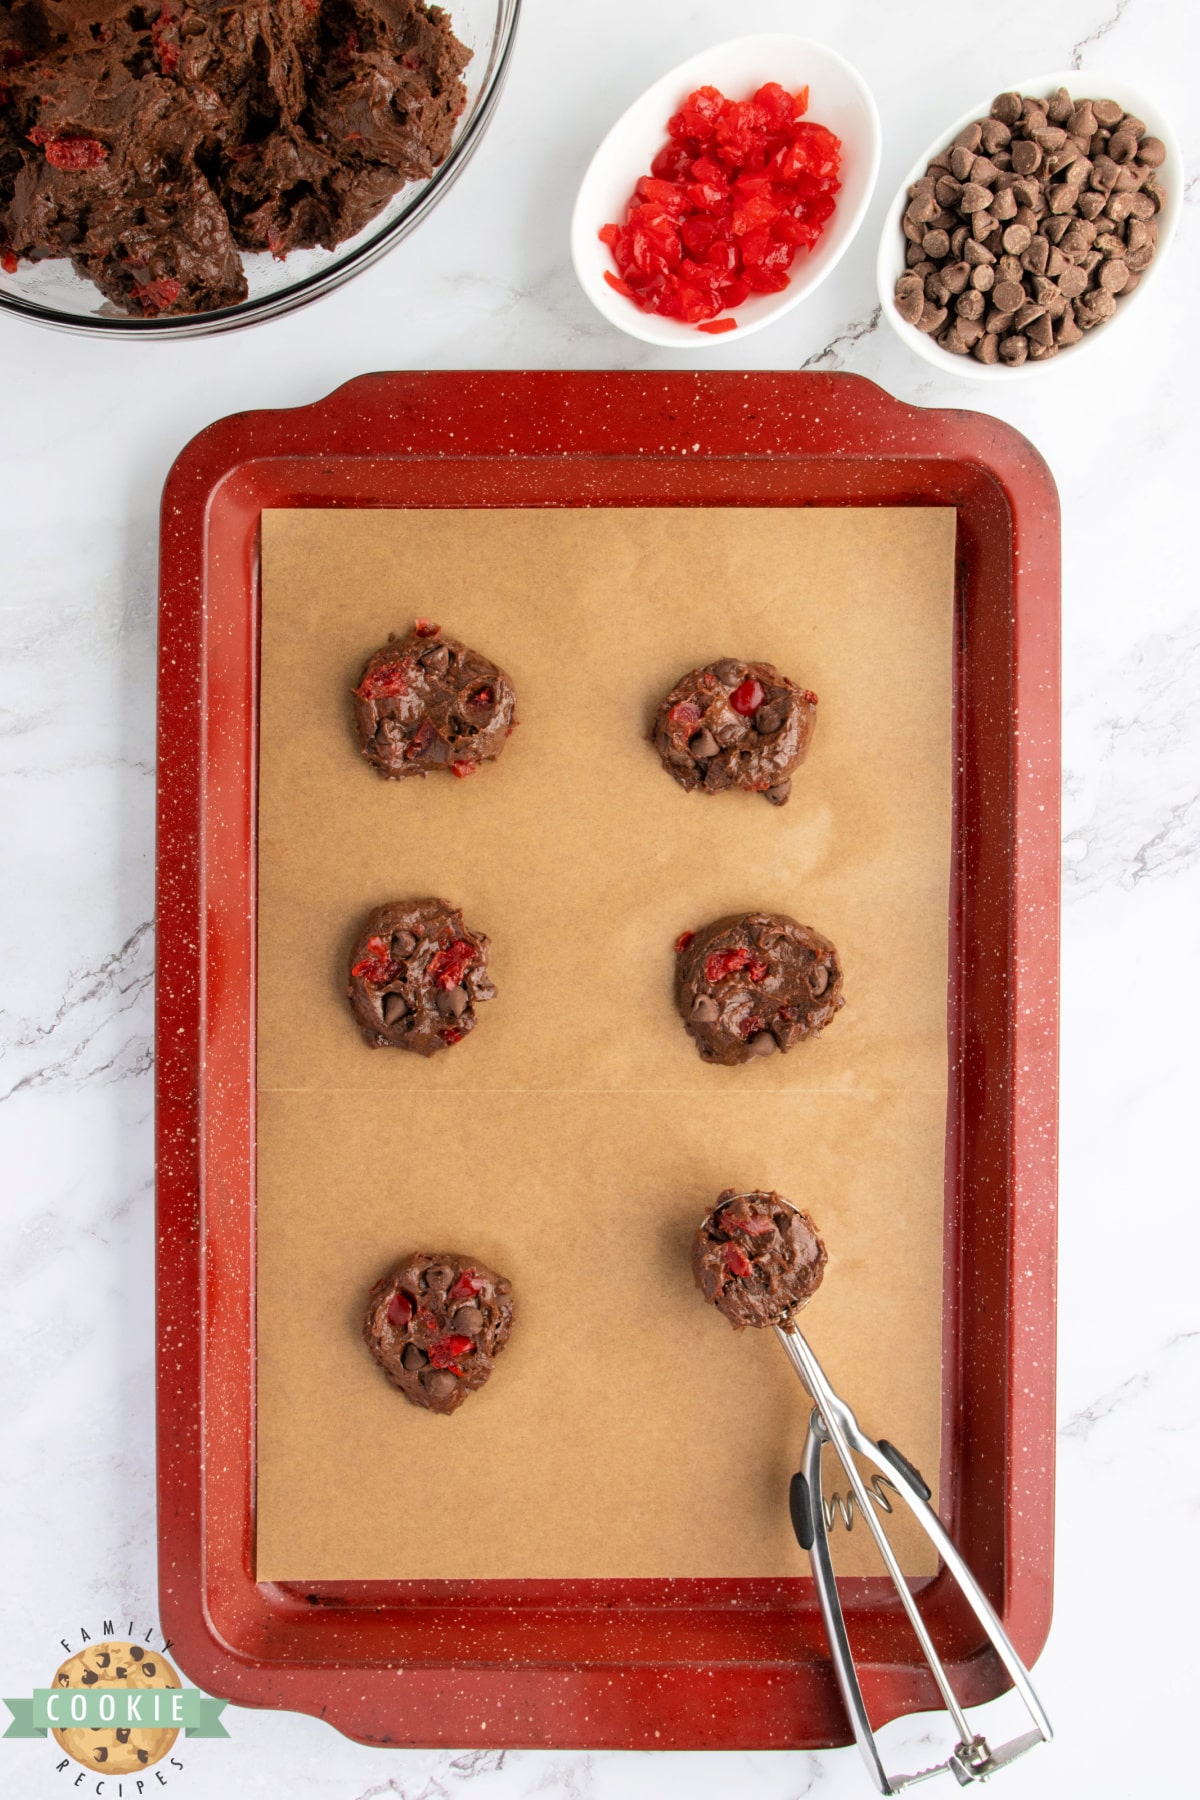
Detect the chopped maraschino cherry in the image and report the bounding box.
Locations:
[387,1290,413,1328]
[449,1269,487,1301]
[705,947,749,983]
[598,83,841,332]
[428,938,476,989]
[724,1243,753,1279]
[722,1210,775,1235]
[729,677,765,716]
[428,1335,475,1372]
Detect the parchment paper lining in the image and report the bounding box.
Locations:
[255,505,955,1581]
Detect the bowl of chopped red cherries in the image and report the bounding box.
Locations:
[571,35,880,347]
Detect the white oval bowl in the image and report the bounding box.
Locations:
[876,70,1182,381]
[571,35,881,349]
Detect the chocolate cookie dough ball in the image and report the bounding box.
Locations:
[364,1252,514,1414]
[693,1190,827,1330]
[347,897,495,1054]
[675,911,843,1064]
[353,619,516,780]
[651,658,818,805]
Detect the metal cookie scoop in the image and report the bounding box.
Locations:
[776,1322,1052,1792]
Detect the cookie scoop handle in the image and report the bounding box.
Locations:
[776,1324,1052,1794]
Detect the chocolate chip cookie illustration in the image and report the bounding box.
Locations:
[651,658,818,805]
[364,1251,515,1414]
[675,911,844,1063]
[693,1189,828,1330]
[346,897,496,1053]
[50,1641,180,1774]
[352,619,517,780]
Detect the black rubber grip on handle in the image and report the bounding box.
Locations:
[789,1470,815,1549]
[877,1438,932,1502]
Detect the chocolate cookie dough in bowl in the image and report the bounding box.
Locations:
[0,0,520,335]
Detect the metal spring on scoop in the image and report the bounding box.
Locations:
[822,1471,897,1531]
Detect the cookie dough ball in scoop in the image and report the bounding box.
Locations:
[353,619,517,780]
[692,1189,827,1330]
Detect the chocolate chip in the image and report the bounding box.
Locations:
[895,275,924,323]
[956,184,991,216]
[426,1264,453,1291]
[809,963,830,996]
[753,703,785,735]
[991,279,1025,313]
[96,1652,111,1667]
[95,1749,108,1763]
[1138,136,1166,169]
[137,1750,150,1765]
[115,1667,127,1679]
[991,92,1022,125]
[390,931,416,959]
[381,992,407,1027]
[712,659,743,685]
[402,1344,428,1370]
[999,333,1029,365]
[421,1369,458,1401]
[435,985,468,1018]
[128,1646,144,1661]
[1092,98,1124,128]
[421,644,449,676]
[116,1729,131,1745]
[82,1671,98,1685]
[690,995,720,1023]
[688,727,718,759]
[452,1305,483,1333]
[765,779,792,806]
[921,227,950,258]
[748,1031,778,1057]
[1002,222,1032,254]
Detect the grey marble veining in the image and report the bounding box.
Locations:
[2,0,1198,1794]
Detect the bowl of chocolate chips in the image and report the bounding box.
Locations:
[876,73,1181,378]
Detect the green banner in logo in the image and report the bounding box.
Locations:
[3,1688,229,1738]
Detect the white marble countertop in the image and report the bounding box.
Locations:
[2,0,1197,1795]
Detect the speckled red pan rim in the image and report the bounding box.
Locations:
[155,371,1059,1750]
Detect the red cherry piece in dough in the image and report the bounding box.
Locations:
[705,947,750,983]
[729,677,765,716]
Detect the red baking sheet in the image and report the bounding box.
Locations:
[155,371,1059,1750]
